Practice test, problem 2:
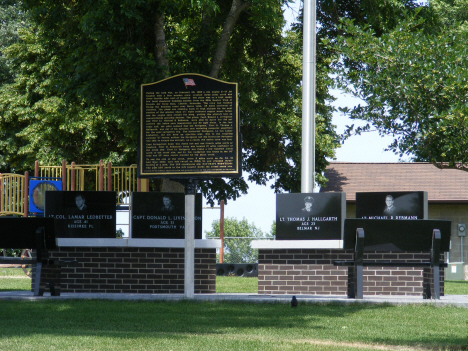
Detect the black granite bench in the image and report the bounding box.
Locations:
[334,219,451,299]
[0,217,74,296]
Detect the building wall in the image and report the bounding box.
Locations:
[35,247,216,294]
[429,204,468,279]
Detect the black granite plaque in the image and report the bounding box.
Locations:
[131,192,202,239]
[45,191,116,238]
[276,193,345,240]
[0,217,57,249]
[356,191,427,220]
[344,219,451,252]
[139,73,241,178]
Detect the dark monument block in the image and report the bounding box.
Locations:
[131,192,202,239]
[45,191,116,238]
[356,191,428,220]
[0,217,57,249]
[276,193,345,240]
[343,219,451,252]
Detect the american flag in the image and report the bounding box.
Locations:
[183,78,196,87]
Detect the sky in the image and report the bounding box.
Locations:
[200,1,403,236]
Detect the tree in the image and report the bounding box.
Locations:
[0,0,30,171]
[428,0,468,30]
[334,5,468,168]
[0,0,28,86]
[205,217,272,263]
[0,0,339,202]
[270,220,276,237]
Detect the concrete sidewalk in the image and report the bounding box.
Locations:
[1,290,468,307]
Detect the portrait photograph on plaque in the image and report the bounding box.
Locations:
[45,191,116,238]
[139,73,241,178]
[355,191,428,220]
[276,193,345,240]
[131,192,202,239]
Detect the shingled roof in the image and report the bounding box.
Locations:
[321,162,468,203]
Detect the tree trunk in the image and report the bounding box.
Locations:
[209,0,251,78]
[154,11,170,78]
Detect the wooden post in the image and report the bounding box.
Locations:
[137,178,149,192]
[107,162,112,191]
[24,171,29,217]
[34,160,39,177]
[0,173,2,214]
[71,162,76,191]
[99,160,103,191]
[61,160,66,191]
[220,200,225,263]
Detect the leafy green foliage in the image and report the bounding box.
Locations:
[428,0,468,30]
[0,0,28,86]
[270,220,276,237]
[316,0,421,40]
[1,248,22,257]
[317,0,468,168]
[335,11,468,167]
[205,217,272,263]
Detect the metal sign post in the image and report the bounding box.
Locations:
[184,180,197,298]
[301,0,317,193]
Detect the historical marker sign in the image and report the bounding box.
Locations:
[139,73,241,178]
[276,193,345,240]
[131,192,202,239]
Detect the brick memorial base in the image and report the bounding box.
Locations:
[30,240,444,297]
[258,249,444,297]
[31,239,219,294]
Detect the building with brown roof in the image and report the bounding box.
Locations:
[322,162,468,279]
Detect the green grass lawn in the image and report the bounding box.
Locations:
[1,269,468,350]
[0,298,467,350]
[0,267,31,291]
[216,276,258,293]
[445,280,468,295]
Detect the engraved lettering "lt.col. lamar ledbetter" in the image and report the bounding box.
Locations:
[48,214,113,220]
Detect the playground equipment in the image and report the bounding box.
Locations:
[0,160,148,277]
[0,160,148,217]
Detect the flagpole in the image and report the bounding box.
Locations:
[301,0,316,193]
